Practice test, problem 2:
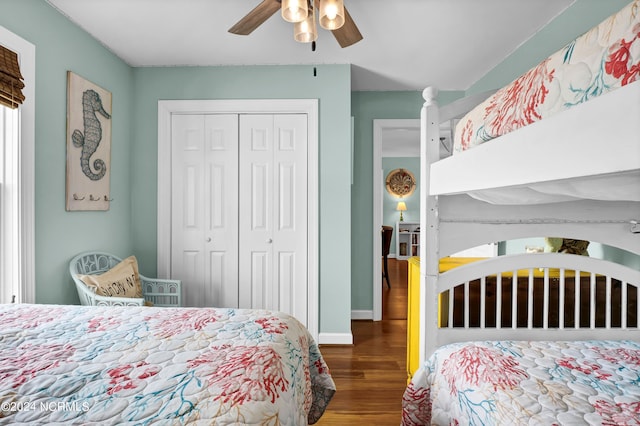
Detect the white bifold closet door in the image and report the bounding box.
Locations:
[170,113,308,325]
[239,114,308,321]
[171,114,239,309]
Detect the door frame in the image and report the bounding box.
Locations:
[372,119,420,321]
[157,99,319,340]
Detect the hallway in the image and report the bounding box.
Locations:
[382,257,409,320]
[317,258,410,425]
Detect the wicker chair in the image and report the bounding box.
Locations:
[70,251,181,307]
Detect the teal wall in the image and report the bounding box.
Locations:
[0,0,135,305]
[382,157,420,256]
[469,0,632,94]
[1,0,353,337]
[130,65,353,335]
[350,91,463,311]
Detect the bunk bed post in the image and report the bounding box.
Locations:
[420,86,440,362]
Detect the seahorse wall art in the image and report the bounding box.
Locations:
[72,89,111,181]
[65,71,112,211]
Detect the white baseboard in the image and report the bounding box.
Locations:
[318,332,353,345]
[351,310,373,320]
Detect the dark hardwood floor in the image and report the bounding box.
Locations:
[382,257,408,321]
[317,258,409,425]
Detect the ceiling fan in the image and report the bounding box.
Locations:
[228,0,363,48]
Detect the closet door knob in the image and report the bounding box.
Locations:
[266,238,273,244]
[206,237,212,242]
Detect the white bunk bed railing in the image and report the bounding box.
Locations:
[425,253,640,359]
[438,253,640,328]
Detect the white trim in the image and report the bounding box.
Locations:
[318,332,354,345]
[351,309,373,320]
[0,26,35,304]
[158,99,319,341]
[372,119,420,321]
[373,121,382,321]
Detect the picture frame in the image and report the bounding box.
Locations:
[65,71,112,211]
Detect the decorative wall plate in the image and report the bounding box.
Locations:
[385,168,416,197]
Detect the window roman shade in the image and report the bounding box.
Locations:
[0,44,25,109]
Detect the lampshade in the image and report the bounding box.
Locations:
[396,202,407,211]
[319,0,345,30]
[282,0,308,23]
[294,5,318,43]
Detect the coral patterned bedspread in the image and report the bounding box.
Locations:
[0,304,335,425]
[401,340,640,426]
[454,0,640,152]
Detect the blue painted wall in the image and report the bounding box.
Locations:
[382,157,421,256]
[469,0,632,94]
[0,0,135,305]
[350,90,463,312]
[130,65,353,336]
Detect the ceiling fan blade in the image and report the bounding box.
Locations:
[331,6,363,48]
[228,0,281,35]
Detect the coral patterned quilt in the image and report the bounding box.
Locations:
[454,0,640,152]
[401,340,640,425]
[0,304,335,425]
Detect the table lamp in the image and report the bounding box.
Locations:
[397,201,407,222]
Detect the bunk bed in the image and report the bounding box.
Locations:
[402,1,640,424]
[0,303,335,424]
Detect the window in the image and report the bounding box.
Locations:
[1,105,19,302]
[0,26,35,303]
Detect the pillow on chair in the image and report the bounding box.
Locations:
[545,237,590,256]
[79,256,143,299]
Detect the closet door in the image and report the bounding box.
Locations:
[238,114,308,322]
[171,114,239,308]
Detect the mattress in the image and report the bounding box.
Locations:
[401,339,640,425]
[453,0,640,152]
[0,304,335,425]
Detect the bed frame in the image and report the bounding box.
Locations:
[418,84,640,363]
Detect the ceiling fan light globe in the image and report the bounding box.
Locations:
[319,0,345,30]
[294,14,318,43]
[282,0,308,23]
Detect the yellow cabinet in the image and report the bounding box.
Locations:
[406,256,421,381]
[406,256,447,381]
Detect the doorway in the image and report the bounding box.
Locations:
[372,119,420,321]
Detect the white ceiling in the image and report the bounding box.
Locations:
[381,124,450,158]
[46,0,575,91]
[382,127,421,158]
